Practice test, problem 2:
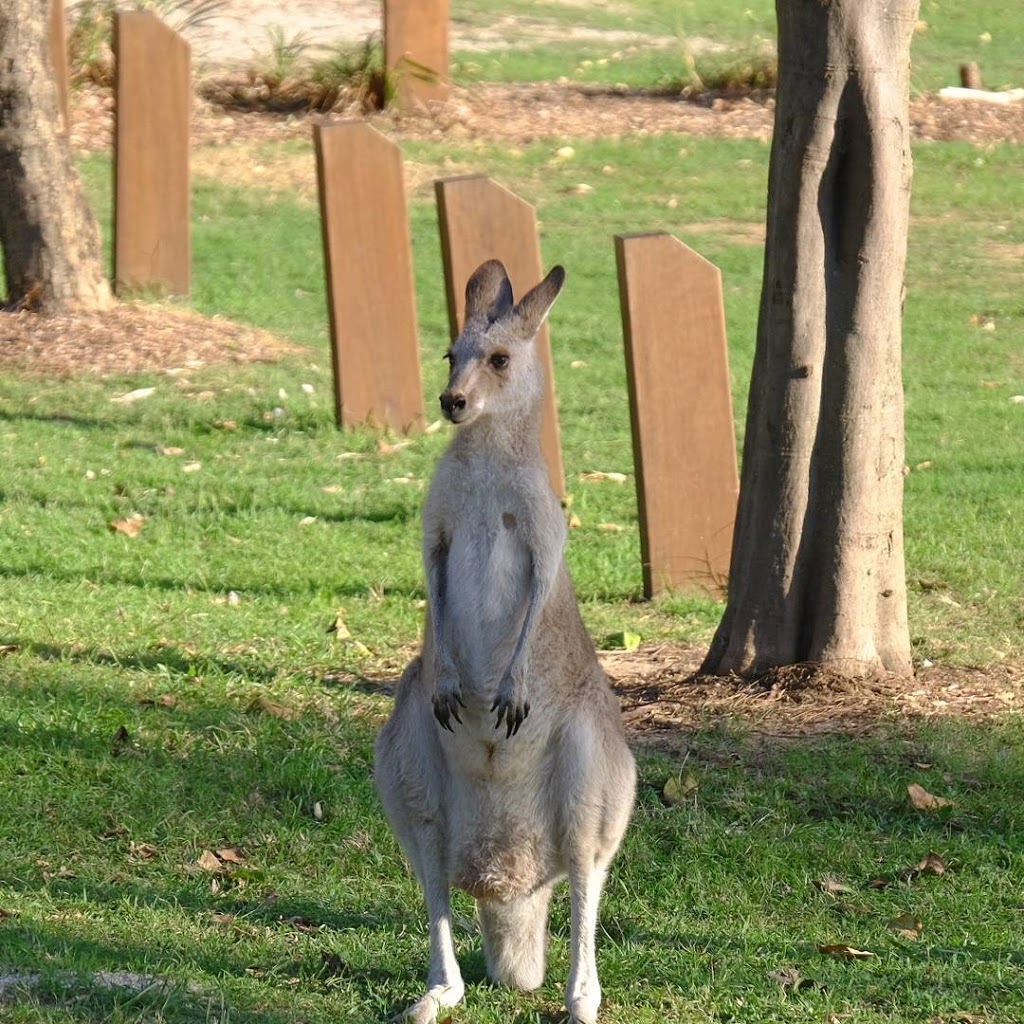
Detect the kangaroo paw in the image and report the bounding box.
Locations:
[491,685,530,737]
[432,671,465,732]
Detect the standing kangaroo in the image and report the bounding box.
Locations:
[374,260,636,1024]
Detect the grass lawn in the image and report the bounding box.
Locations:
[1,2,1023,1020]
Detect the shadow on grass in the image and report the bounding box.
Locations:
[0,562,424,603]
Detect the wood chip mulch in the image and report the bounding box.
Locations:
[600,644,1024,747]
[0,303,302,379]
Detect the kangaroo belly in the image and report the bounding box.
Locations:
[448,801,557,900]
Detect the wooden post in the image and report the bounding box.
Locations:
[435,175,565,496]
[114,11,191,296]
[315,122,425,435]
[615,232,739,598]
[49,0,69,132]
[383,0,450,110]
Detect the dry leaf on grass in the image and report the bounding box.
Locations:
[887,913,924,939]
[110,387,156,404]
[0,644,19,656]
[217,847,245,864]
[579,470,628,483]
[908,782,954,810]
[197,849,222,872]
[129,842,159,861]
[327,610,351,639]
[110,514,145,537]
[818,943,875,960]
[663,771,699,805]
[249,694,300,721]
[816,876,856,895]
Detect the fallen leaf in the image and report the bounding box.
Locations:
[887,913,924,939]
[570,360,588,369]
[216,847,245,865]
[158,446,184,457]
[298,516,317,526]
[908,782,954,811]
[602,630,641,651]
[327,610,351,639]
[111,387,155,404]
[0,644,19,656]
[197,850,221,872]
[321,484,343,494]
[568,513,583,529]
[424,419,442,434]
[210,912,236,926]
[768,966,819,992]
[110,514,145,538]
[213,419,237,431]
[250,695,299,721]
[916,851,947,876]
[377,439,412,455]
[313,801,324,821]
[579,470,628,484]
[663,772,699,805]
[816,876,856,895]
[597,522,624,532]
[818,943,875,960]
[129,842,159,861]
[336,452,367,461]
[182,461,202,473]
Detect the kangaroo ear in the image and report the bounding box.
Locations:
[508,265,565,341]
[464,259,514,325]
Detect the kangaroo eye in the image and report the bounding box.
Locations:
[489,353,510,370]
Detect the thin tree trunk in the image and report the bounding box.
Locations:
[702,0,918,679]
[0,0,111,311]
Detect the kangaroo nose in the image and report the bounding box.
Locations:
[440,391,466,420]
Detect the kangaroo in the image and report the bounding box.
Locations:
[374,260,636,1024]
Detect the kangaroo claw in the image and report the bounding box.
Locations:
[491,696,530,737]
[433,689,465,732]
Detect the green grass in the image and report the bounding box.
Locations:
[448,0,1024,95]
[1,662,1023,1022]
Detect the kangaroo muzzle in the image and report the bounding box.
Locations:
[440,389,468,422]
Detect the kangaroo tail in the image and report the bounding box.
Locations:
[477,885,553,991]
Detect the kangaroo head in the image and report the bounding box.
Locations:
[439,260,565,427]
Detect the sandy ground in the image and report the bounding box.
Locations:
[181,0,677,68]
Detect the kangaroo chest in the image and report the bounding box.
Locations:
[445,500,531,684]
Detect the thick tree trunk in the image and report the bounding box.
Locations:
[0,0,111,311]
[702,0,918,679]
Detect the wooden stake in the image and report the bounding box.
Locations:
[616,232,739,597]
[315,122,425,434]
[114,11,191,296]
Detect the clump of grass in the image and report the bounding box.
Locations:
[199,34,392,114]
[676,45,779,98]
[68,0,225,85]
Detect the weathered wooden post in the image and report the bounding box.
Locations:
[114,10,191,296]
[615,232,739,598]
[315,121,425,434]
[435,175,564,496]
[49,0,70,131]
[383,0,450,110]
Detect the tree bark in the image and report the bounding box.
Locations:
[702,0,918,679]
[0,0,111,311]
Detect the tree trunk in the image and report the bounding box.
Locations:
[0,0,111,311]
[702,0,918,679]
